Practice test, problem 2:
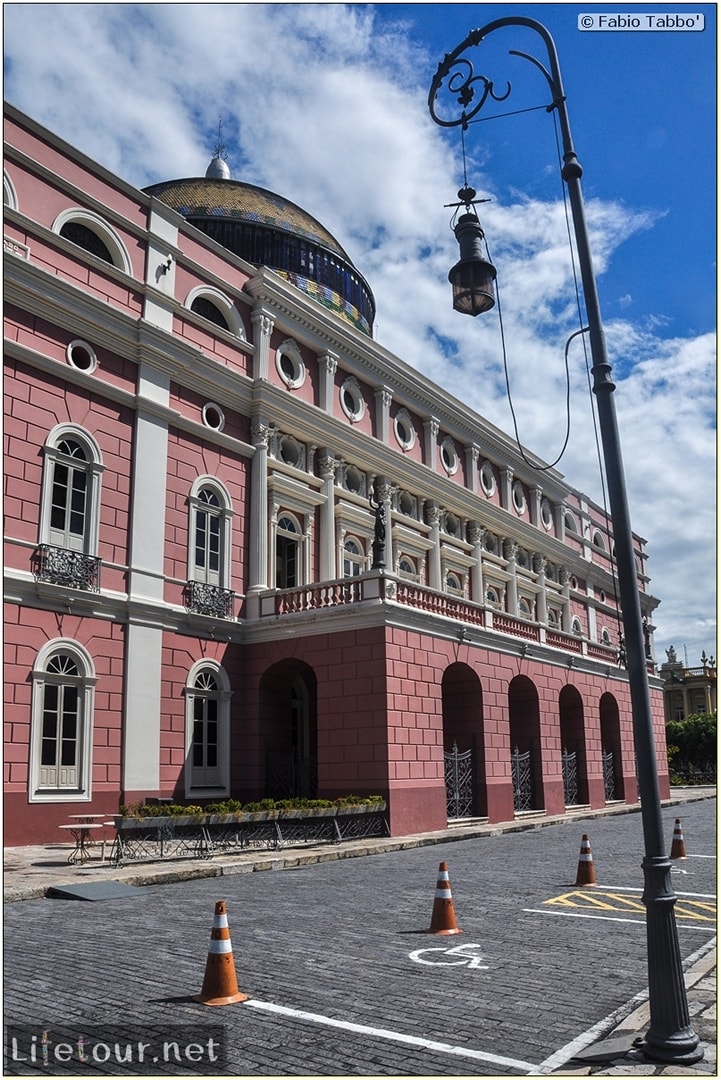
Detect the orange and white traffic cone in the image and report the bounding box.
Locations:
[574,834,597,887]
[426,861,462,935]
[670,818,687,860]
[194,900,248,1006]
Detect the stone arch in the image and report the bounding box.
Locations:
[600,692,623,800]
[441,662,486,816]
[559,684,588,806]
[260,659,317,798]
[508,675,543,811]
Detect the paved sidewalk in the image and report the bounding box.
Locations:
[4,788,715,1076]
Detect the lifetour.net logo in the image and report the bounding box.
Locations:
[4,1026,226,1075]
[579,12,705,30]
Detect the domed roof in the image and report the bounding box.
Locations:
[145,168,375,335]
[145,176,351,259]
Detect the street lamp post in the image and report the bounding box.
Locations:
[428,17,702,1065]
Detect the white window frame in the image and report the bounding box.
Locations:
[276,338,306,389]
[188,477,233,587]
[29,639,96,803]
[184,661,231,798]
[53,208,132,274]
[185,285,246,338]
[342,535,366,577]
[40,425,104,555]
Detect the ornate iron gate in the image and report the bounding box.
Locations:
[602,749,616,800]
[444,741,474,818]
[511,746,533,811]
[562,746,579,806]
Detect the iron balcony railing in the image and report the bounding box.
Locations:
[34,545,101,591]
[185,580,236,619]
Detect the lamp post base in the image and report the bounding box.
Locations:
[641,855,703,1065]
[638,1035,704,1066]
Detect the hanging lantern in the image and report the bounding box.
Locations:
[448,212,496,316]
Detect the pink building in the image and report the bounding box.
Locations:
[3,102,669,846]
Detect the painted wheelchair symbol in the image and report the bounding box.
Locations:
[409,942,490,970]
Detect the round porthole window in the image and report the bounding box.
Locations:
[541,497,553,530]
[345,466,364,494]
[480,460,496,496]
[202,402,225,431]
[394,410,415,451]
[341,378,365,422]
[279,436,302,467]
[440,437,458,475]
[66,339,97,373]
[512,479,526,514]
[276,341,305,389]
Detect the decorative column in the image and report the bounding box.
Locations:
[465,443,480,495]
[375,386,392,443]
[534,553,548,624]
[530,484,543,528]
[503,539,518,616]
[318,450,337,581]
[423,416,440,470]
[500,466,513,511]
[559,567,572,632]
[468,521,485,604]
[426,504,442,590]
[251,309,274,380]
[248,419,270,593]
[318,352,338,413]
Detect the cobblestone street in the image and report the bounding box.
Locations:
[3,797,715,1075]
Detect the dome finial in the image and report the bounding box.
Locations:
[206,116,231,180]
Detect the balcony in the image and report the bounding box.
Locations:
[185,580,236,619]
[34,545,100,591]
[253,571,619,664]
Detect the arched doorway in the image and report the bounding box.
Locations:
[600,692,622,800]
[509,676,543,811]
[441,663,486,817]
[559,685,588,806]
[260,660,317,798]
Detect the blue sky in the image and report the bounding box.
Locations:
[3,3,716,665]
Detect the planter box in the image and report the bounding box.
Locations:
[109,803,388,866]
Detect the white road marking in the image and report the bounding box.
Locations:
[524,908,713,931]
[536,937,717,1074]
[409,942,490,969]
[592,885,715,898]
[247,999,539,1073]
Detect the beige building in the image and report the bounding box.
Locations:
[658,647,717,723]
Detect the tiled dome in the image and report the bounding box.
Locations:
[144,170,375,336]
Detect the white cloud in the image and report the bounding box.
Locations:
[4,3,715,663]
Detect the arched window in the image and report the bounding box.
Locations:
[572,617,583,637]
[30,641,96,801]
[191,295,229,330]
[519,597,533,620]
[343,536,365,577]
[486,586,500,609]
[446,571,463,595]
[185,663,230,795]
[53,209,132,273]
[40,426,104,555]
[398,555,418,581]
[276,513,302,588]
[188,479,233,588]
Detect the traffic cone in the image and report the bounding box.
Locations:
[670,818,687,860]
[426,861,462,935]
[194,900,248,1006]
[574,834,597,886]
